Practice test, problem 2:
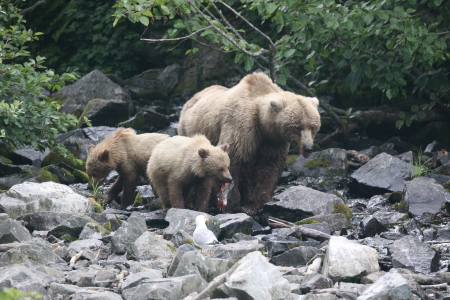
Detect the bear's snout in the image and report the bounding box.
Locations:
[222,175,233,183]
[301,145,313,157]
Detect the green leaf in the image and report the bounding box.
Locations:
[417,111,426,119]
[411,105,419,112]
[284,49,295,58]
[396,120,404,129]
[244,56,254,71]
[398,111,406,119]
[265,3,277,14]
[277,73,286,85]
[139,16,149,26]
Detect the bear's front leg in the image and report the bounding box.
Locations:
[120,174,139,209]
[244,143,287,211]
[168,179,185,209]
[194,178,213,212]
[106,175,124,205]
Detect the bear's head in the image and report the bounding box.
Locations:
[262,92,321,158]
[86,144,114,189]
[195,144,233,183]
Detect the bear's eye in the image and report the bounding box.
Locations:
[218,168,224,173]
[295,126,302,131]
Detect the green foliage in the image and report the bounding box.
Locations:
[0,3,79,154]
[304,156,331,169]
[0,288,42,300]
[409,147,433,178]
[21,0,181,79]
[114,0,450,127]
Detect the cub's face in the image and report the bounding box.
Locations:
[270,93,321,158]
[198,144,233,183]
[86,146,112,188]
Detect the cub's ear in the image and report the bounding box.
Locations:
[219,143,229,153]
[309,97,320,107]
[88,144,95,153]
[198,148,210,158]
[270,99,283,112]
[99,150,109,162]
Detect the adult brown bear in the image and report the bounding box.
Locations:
[178,72,321,212]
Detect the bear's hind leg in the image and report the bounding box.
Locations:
[120,174,139,209]
[168,179,185,209]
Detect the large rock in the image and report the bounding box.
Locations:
[357,269,411,300]
[0,182,95,218]
[270,246,318,267]
[288,148,348,177]
[156,63,181,95]
[0,239,64,266]
[80,99,130,127]
[388,235,439,274]
[216,213,254,239]
[218,251,291,300]
[55,69,131,116]
[211,241,265,263]
[163,209,220,240]
[111,212,148,254]
[127,231,175,261]
[0,265,59,298]
[403,177,450,216]
[0,218,32,243]
[264,186,345,222]
[350,152,413,197]
[322,236,380,282]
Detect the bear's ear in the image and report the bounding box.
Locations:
[88,144,95,153]
[198,148,210,158]
[309,97,320,107]
[99,150,110,163]
[270,99,283,112]
[219,143,230,153]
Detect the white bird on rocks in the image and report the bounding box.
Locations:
[193,214,219,255]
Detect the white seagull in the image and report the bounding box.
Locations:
[193,214,219,255]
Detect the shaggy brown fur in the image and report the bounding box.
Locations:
[86,128,169,209]
[178,72,321,212]
[147,135,232,212]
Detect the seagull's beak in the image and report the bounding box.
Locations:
[205,219,210,222]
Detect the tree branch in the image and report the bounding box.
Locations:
[19,0,46,15]
[141,26,213,42]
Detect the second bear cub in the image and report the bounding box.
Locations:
[147,134,232,212]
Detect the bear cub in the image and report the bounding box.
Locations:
[147,134,232,212]
[86,128,169,209]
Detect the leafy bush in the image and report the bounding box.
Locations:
[0,288,42,300]
[0,3,80,153]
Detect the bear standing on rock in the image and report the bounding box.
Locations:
[86,128,169,209]
[178,72,321,212]
[147,135,232,212]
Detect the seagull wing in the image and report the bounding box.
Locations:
[193,228,219,246]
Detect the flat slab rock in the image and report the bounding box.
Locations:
[264,185,344,222]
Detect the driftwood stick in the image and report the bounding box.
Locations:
[268,216,331,241]
[420,283,448,290]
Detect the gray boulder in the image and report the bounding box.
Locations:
[350,152,414,196]
[0,238,64,266]
[56,69,131,116]
[112,212,148,255]
[357,269,411,300]
[0,265,59,299]
[81,99,130,127]
[11,147,50,168]
[216,213,254,239]
[219,251,291,300]
[270,246,318,267]
[72,291,124,300]
[388,235,440,274]
[157,63,181,95]
[48,214,96,238]
[264,185,345,222]
[127,231,175,261]
[322,236,379,282]
[288,148,348,177]
[0,218,32,243]
[403,177,450,216]
[211,240,265,263]
[0,181,95,218]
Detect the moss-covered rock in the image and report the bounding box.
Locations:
[443,181,450,193]
[137,90,169,103]
[88,197,104,214]
[285,155,299,167]
[73,169,89,183]
[294,219,320,225]
[133,192,143,207]
[36,169,59,183]
[387,191,403,204]
[393,200,407,213]
[42,150,85,171]
[0,156,13,165]
[304,156,331,169]
[332,202,353,219]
